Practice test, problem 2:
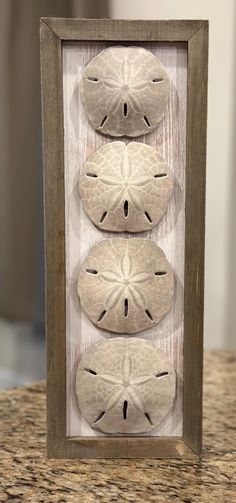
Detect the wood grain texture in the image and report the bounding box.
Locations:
[42,18,206,42]
[183,25,208,454]
[63,41,187,439]
[40,22,66,458]
[41,18,208,458]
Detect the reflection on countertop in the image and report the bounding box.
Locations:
[0,351,235,502]
[0,319,45,388]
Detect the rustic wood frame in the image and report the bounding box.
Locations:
[40,18,208,459]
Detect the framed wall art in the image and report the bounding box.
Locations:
[40,18,208,458]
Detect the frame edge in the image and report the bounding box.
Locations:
[40,19,67,458]
[41,17,208,42]
[183,23,209,455]
[41,18,208,459]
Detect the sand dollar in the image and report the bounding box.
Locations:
[77,238,174,334]
[80,142,173,232]
[76,338,176,434]
[80,46,170,137]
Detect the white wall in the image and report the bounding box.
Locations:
[110,0,236,348]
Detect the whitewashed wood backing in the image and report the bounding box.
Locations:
[63,42,187,437]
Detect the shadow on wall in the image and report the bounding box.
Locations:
[1,1,235,348]
[226,3,236,348]
[0,0,110,326]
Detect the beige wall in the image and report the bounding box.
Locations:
[110,0,236,348]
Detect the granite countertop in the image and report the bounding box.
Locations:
[0,351,235,502]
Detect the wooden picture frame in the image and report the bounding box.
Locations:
[40,18,208,459]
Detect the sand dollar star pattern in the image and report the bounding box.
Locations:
[80,46,170,137]
[76,338,176,434]
[79,142,173,232]
[77,238,174,334]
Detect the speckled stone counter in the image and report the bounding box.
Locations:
[0,351,235,502]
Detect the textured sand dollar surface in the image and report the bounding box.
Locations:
[77,238,174,334]
[80,142,173,232]
[80,46,170,137]
[76,338,176,434]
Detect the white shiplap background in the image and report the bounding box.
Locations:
[63,42,187,437]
